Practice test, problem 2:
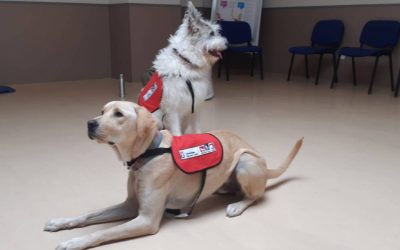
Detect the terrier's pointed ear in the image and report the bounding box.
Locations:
[184,1,202,33]
[187,1,200,16]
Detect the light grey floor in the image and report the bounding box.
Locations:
[0,73,399,250]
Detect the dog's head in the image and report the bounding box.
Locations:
[169,1,227,68]
[87,101,157,149]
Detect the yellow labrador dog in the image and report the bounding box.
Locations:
[44,101,303,250]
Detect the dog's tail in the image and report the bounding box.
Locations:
[265,138,303,179]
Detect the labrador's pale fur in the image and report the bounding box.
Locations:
[44,101,303,250]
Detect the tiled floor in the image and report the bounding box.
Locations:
[0,74,399,250]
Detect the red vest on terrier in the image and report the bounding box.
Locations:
[138,73,163,113]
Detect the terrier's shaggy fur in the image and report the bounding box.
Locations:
[149,1,227,135]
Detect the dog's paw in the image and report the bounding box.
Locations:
[55,238,86,250]
[44,218,74,232]
[226,203,245,217]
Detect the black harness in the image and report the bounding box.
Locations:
[126,133,206,217]
[185,80,195,114]
[172,48,196,114]
[126,147,171,170]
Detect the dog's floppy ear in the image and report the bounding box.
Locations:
[184,1,202,34]
[134,105,157,141]
[128,105,158,158]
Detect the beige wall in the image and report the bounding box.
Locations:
[129,4,182,81]
[5,0,181,4]
[0,2,111,84]
[5,0,400,7]
[109,4,181,82]
[109,4,132,81]
[1,1,399,85]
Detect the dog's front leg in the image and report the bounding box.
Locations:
[188,111,202,134]
[44,199,137,232]
[164,113,182,135]
[55,188,168,250]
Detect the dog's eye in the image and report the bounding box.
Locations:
[114,111,124,117]
[210,31,215,36]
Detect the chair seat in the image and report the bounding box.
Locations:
[289,46,334,54]
[0,86,16,94]
[218,21,264,80]
[227,45,262,53]
[338,47,387,57]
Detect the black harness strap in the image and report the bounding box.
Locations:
[186,80,195,114]
[173,48,199,69]
[166,170,207,218]
[186,170,207,216]
[171,47,196,114]
[126,147,171,168]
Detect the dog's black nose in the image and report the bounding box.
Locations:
[87,120,98,133]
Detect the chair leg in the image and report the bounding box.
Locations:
[259,52,264,80]
[351,57,357,86]
[389,54,394,91]
[225,53,230,81]
[218,59,222,78]
[332,53,338,83]
[315,54,323,85]
[305,55,309,79]
[395,71,400,97]
[331,55,341,89]
[287,53,295,81]
[250,53,255,77]
[368,56,380,95]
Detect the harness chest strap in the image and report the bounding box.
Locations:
[126,147,171,170]
[185,80,195,114]
[171,47,197,114]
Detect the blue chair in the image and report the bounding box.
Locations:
[287,20,345,85]
[331,20,400,94]
[218,21,263,81]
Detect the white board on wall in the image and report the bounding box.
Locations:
[210,0,263,45]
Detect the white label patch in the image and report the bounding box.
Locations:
[179,143,216,160]
[143,83,158,101]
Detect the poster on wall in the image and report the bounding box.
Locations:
[210,0,263,45]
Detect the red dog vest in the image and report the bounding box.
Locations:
[171,133,223,174]
[138,73,163,113]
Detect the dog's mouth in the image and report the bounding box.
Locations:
[88,132,96,140]
[88,131,103,141]
[208,50,223,59]
[88,132,115,145]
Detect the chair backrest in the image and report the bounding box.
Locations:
[311,20,345,48]
[219,21,252,44]
[360,20,400,48]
